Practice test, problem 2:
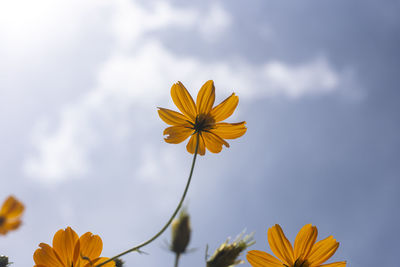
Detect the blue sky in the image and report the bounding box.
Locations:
[0,0,399,266]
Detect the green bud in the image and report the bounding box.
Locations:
[170,208,191,255]
[114,258,124,267]
[206,232,255,267]
[0,256,9,267]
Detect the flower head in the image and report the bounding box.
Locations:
[247,224,346,267]
[0,195,24,235]
[33,227,115,267]
[158,80,246,155]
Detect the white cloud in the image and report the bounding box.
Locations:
[135,144,182,184]
[0,0,109,59]
[197,3,232,41]
[22,0,353,184]
[97,40,341,99]
[23,101,97,184]
[110,0,196,49]
[110,0,231,49]
[263,57,338,98]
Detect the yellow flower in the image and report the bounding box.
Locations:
[0,195,24,235]
[247,224,346,267]
[158,80,247,155]
[33,227,115,267]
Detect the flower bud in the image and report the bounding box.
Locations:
[206,232,254,267]
[170,208,191,255]
[114,258,124,267]
[0,255,9,267]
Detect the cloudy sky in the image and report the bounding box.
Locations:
[1,0,399,266]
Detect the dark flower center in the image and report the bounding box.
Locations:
[0,216,5,226]
[193,114,215,133]
[283,259,310,267]
[293,259,310,267]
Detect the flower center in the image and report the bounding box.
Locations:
[0,216,5,226]
[292,259,310,267]
[193,114,215,133]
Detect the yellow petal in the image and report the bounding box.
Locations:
[198,134,206,155]
[209,93,239,122]
[294,224,318,261]
[0,227,6,235]
[171,82,197,121]
[52,227,79,267]
[79,232,103,260]
[158,107,191,126]
[319,261,347,267]
[307,236,339,266]
[2,220,22,233]
[33,243,63,267]
[0,196,24,219]
[202,132,229,153]
[164,126,194,144]
[186,134,206,155]
[196,80,215,115]
[186,134,196,154]
[267,225,294,266]
[246,250,282,267]
[211,122,247,139]
[73,239,81,267]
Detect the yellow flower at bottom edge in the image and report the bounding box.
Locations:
[247,224,346,267]
[158,80,247,155]
[33,227,115,267]
[0,195,24,235]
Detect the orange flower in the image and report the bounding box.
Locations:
[158,80,246,155]
[247,224,346,267]
[0,195,24,235]
[33,227,115,267]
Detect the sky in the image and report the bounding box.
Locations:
[0,0,399,266]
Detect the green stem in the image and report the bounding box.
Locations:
[174,253,180,267]
[96,134,200,266]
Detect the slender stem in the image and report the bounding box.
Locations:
[96,134,200,266]
[174,253,181,267]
